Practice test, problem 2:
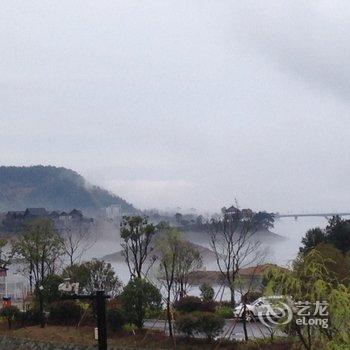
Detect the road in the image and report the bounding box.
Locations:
[144,319,284,341]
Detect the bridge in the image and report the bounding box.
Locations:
[274,212,350,220]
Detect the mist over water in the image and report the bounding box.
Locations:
[84,216,329,287]
[269,217,328,266]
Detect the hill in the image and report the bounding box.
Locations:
[0,165,136,212]
[101,240,217,263]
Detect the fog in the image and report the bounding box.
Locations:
[1,1,349,214]
[81,216,328,290]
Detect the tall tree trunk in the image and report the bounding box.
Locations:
[242,303,249,341]
[136,289,143,329]
[166,295,173,338]
[39,289,45,328]
[166,292,176,349]
[230,288,235,307]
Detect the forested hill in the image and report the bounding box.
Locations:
[0,165,136,212]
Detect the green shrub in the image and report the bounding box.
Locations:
[196,313,225,341]
[174,296,215,313]
[49,300,83,326]
[175,314,198,338]
[18,308,42,327]
[121,278,162,329]
[107,307,125,332]
[174,296,202,313]
[200,283,214,302]
[123,323,137,334]
[0,306,20,329]
[215,305,234,319]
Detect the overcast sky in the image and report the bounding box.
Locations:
[1,1,349,213]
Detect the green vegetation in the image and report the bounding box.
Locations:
[63,259,122,296]
[215,305,234,319]
[2,210,350,349]
[300,216,350,254]
[175,313,225,341]
[200,283,214,302]
[264,216,350,349]
[120,277,162,329]
[0,165,135,211]
[48,300,83,326]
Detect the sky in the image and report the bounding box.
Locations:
[1,1,350,213]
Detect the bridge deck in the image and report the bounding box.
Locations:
[275,213,350,218]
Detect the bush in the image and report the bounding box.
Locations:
[175,314,198,338]
[123,323,137,334]
[49,300,83,326]
[0,306,20,329]
[174,296,215,313]
[242,291,262,304]
[17,308,42,327]
[215,305,234,319]
[196,313,225,341]
[107,307,125,332]
[200,283,214,302]
[121,278,162,329]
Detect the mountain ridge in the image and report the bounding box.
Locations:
[0,165,136,212]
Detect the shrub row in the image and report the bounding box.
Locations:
[175,313,225,341]
[174,296,215,313]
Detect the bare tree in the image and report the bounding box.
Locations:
[235,257,266,341]
[172,241,202,300]
[210,211,262,307]
[61,226,96,267]
[120,216,157,279]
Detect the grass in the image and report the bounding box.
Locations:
[0,324,295,349]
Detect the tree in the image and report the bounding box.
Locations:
[326,216,350,254]
[61,226,96,268]
[209,211,262,306]
[121,278,162,329]
[300,217,350,255]
[252,211,275,230]
[120,216,157,279]
[300,228,326,254]
[200,283,214,302]
[313,243,350,285]
[13,218,64,327]
[265,249,350,350]
[0,306,19,329]
[196,313,225,341]
[157,228,182,339]
[174,213,182,224]
[41,274,64,305]
[63,259,121,297]
[173,241,202,300]
[235,265,264,341]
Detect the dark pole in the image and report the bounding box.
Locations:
[60,291,109,350]
[38,287,45,328]
[96,291,107,350]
